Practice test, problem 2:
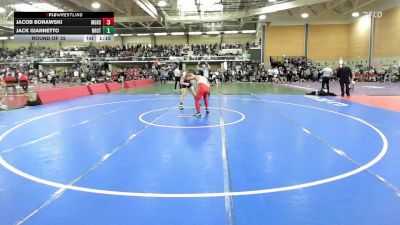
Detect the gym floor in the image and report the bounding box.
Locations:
[1,83,400,225]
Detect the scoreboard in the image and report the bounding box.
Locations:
[14,12,114,42]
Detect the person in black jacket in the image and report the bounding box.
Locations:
[337,63,353,97]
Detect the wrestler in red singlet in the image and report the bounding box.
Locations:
[185,70,210,117]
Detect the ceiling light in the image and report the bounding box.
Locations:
[154,32,167,36]
[91,2,101,9]
[241,30,256,34]
[206,31,220,35]
[200,0,223,12]
[177,0,197,14]
[268,0,277,2]
[259,15,267,20]
[9,36,14,40]
[137,33,150,36]
[114,34,119,36]
[189,31,202,35]
[224,30,238,34]
[0,7,5,13]
[301,13,309,18]
[10,3,63,12]
[0,37,8,40]
[120,34,133,36]
[352,12,360,17]
[171,32,185,35]
[158,1,167,7]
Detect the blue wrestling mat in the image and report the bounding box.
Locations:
[0,94,399,225]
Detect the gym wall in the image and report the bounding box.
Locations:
[263,5,400,66]
[374,5,400,58]
[348,15,371,61]
[265,25,305,60]
[308,24,349,61]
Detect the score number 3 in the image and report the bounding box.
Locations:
[103,18,114,26]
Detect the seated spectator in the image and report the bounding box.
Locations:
[4,73,17,94]
[18,72,29,92]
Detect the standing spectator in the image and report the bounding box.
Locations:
[197,62,211,80]
[168,69,174,82]
[321,66,333,93]
[279,67,287,83]
[291,68,298,82]
[160,69,167,84]
[106,70,112,82]
[74,69,79,82]
[267,67,274,82]
[50,75,56,87]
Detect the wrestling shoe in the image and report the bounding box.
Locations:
[179,103,183,110]
[206,109,210,114]
[193,112,201,117]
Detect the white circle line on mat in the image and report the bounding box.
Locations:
[138,106,245,128]
[0,98,388,198]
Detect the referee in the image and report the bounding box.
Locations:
[337,63,353,97]
[174,66,181,91]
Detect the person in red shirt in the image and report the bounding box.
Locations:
[4,73,17,94]
[19,73,29,92]
[112,71,118,81]
[133,69,141,79]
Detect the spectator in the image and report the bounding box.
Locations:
[18,72,29,92]
[4,73,16,94]
[321,66,333,93]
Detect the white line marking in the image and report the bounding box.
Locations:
[176,115,194,118]
[15,190,65,225]
[333,148,347,157]
[14,119,30,125]
[302,127,311,134]
[304,95,349,107]
[128,133,137,140]
[362,86,384,89]
[254,97,398,196]
[283,84,314,91]
[80,120,90,124]
[217,87,234,224]
[0,97,389,198]
[139,107,245,129]
[102,154,112,161]
[14,109,170,224]
[376,175,386,182]
[2,108,123,154]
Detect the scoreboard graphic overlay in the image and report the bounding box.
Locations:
[14,12,114,42]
